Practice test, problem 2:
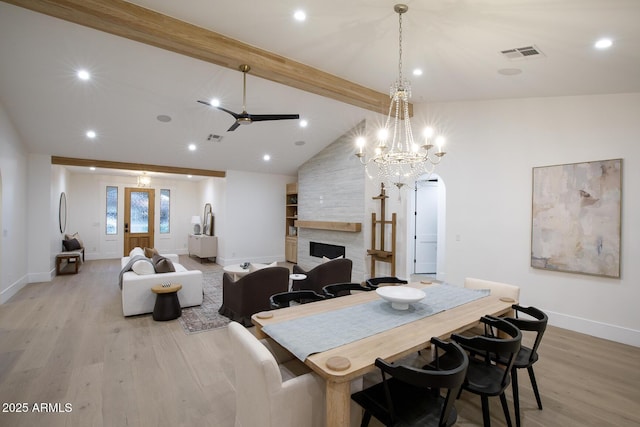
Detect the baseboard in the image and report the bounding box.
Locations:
[0,274,29,304]
[546,309,640,348]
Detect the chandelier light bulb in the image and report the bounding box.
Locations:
[377,128,389,141]
[423,127,435,138]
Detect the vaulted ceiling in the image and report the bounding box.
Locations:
[1,0,638,178]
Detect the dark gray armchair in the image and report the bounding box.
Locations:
[218,266,290,326]
[291,258,353,294]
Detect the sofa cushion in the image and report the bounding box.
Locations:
[63,238,82,251]
[144,247,159,258]
[132,259,155,275]
[152,254,176,273]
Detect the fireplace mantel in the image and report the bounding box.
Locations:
[295,220,362,233]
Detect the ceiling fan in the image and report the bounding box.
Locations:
[198,64,300,131]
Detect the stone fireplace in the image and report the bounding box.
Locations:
[296,121,366,282]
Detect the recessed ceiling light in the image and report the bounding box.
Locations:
[294,140,306,146]
[294,10,306,21]
[497,68,522,76]
[210,98,220,107]
[86,130,96,139]
[157,114,171,122]
[299,120,308,128]
[187,175,193,178]
[594,38,613,49]
[89,167,96,171]
[412,69,423,76]
[77,69,90,80]
[263,154,271,161]
[188,143,197,151]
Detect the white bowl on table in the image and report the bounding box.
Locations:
[376,286,426,310]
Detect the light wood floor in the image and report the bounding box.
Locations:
[0,257,638,426]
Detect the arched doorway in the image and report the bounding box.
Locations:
[407,174,446,279]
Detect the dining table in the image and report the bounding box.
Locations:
[251,282,516,427]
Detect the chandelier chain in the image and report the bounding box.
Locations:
[398,11,403,83]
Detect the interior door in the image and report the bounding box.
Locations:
[124,187,155,255]
[414,180,438,274]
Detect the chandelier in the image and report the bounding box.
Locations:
[137,172,151,187]
[355,4,446,190]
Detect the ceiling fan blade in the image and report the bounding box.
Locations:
[216,106,241,119]
[249,114,300,122]
[227,121,241,132]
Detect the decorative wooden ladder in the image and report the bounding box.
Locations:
[367,183,397,277]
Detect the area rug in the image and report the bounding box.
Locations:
[179,270,230,334]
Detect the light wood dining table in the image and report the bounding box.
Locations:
[251,283,515,427]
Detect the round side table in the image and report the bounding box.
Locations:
[151,283,183,321]
[289,273,307,291]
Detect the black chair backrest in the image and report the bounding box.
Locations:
[504,304,548,362]
[365,276,408,288]
[452,316,522,388]
[322,282,372,298]
[269,290,324,309]
[375,337,468,427]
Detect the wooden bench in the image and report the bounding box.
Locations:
[56,252,82,275]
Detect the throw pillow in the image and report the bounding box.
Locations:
[152,254,175,273]
[64,232,84,248]
[322,255,344,263]
[132,259,155,275]
[62,238,82,251]
[129,247,145,258]
[144,247,159,258]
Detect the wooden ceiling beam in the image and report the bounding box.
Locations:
[4,0,395,115]
[51,156,226,178]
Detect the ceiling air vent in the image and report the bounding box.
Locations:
[207,134,223,142]
[500,45,545,60]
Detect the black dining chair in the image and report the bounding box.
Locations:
[269,290,325,309]
[444,316,522,427]
[322,282,373,298]
[351,337,468,427]
[498,305,548,427]
[365,276,408,289]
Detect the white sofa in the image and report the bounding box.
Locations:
[120,249,203,316]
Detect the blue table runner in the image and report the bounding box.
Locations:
[263,284,489,361]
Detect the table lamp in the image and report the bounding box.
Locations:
[191,216,202,235]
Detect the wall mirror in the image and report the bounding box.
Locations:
[59,192,67,233]
[203,203,213,235]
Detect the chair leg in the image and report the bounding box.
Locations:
[527,366,543,410]
[512,367,521,427]
[360,411,371,427]
[500,391,513,427]
[481,395,491,427]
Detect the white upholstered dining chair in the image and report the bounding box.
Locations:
[464,277,520,301]
[228,321,326,427]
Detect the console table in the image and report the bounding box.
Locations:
[188,234,217,262]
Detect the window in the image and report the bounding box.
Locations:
[160,189,170,233]
[106,186,118,235]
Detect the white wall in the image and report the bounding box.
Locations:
[0,102,28,302]
[68,172,203,258]
[413,92,640,346]
[218,170,295,265]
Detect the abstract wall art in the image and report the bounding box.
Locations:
[531,159,622,278]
